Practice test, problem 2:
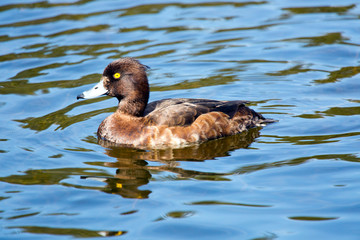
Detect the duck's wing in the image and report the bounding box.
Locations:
[143,98,249,127]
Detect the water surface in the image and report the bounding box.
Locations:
[1,0,360,239]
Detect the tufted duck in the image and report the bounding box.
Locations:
[77,58,275,147]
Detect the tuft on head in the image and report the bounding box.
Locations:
[103,58,149,77]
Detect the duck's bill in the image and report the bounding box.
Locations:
[77,79,108,100]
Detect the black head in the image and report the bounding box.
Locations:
[102,58,149,100]
[77,58,150,116]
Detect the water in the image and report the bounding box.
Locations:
[1,0,360,239]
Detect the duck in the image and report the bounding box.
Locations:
[77,57,275,148]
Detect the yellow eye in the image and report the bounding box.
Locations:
[113,73,121,79]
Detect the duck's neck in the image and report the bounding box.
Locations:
[117,91,149,117]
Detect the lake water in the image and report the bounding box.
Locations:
[1,0,360,239]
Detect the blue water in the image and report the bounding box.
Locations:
[1,0,360,239]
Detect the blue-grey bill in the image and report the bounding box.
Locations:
[77,79,107,99]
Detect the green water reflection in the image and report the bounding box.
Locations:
[8,226,126,238]
[1,0,360,239]
[0,129,259,199]
[232,153,360,175]
[283,4,356,14]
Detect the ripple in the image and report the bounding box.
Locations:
[7,226,127,238]
[289,216,339,221]
[1,0,360,239]
[187,200,272,208]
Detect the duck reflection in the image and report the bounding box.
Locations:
[83,128,261,199]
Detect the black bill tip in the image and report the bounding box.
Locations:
[77,93,85,100]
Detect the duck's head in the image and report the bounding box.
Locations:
[77,58,150,116]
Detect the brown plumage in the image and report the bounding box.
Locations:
[77,57,275,148]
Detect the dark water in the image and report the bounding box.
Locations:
[1,0,360,239]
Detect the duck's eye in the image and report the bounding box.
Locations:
[113,73,121,79]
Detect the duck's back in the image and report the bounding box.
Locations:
[132,98,272,147]
[143,98,253,127]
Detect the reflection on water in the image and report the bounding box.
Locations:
[1,0,360,239]
[288,216,338,221]
[87,129,260,198]
[283,4,356,14]
[8,226,126,238]
[0,128,260,199]
[232,153,360,175]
